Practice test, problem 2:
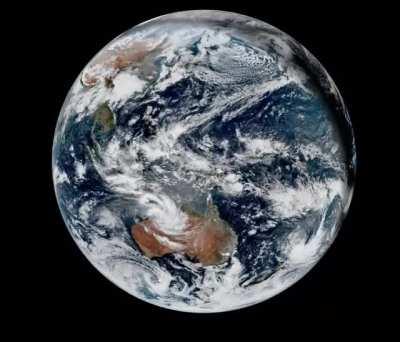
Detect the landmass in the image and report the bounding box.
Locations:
[131,204,237,266]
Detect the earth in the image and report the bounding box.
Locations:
[52,10,356,313]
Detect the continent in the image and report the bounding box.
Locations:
[81,39,167,87]
[131,206,237,266]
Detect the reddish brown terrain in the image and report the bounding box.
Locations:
[131,211,237,266]
[81,40,166,87]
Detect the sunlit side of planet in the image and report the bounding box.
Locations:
[52,10,356,312]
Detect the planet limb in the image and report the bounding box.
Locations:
[52,10,356,312]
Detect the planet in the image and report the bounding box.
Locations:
[52,10,356,312]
